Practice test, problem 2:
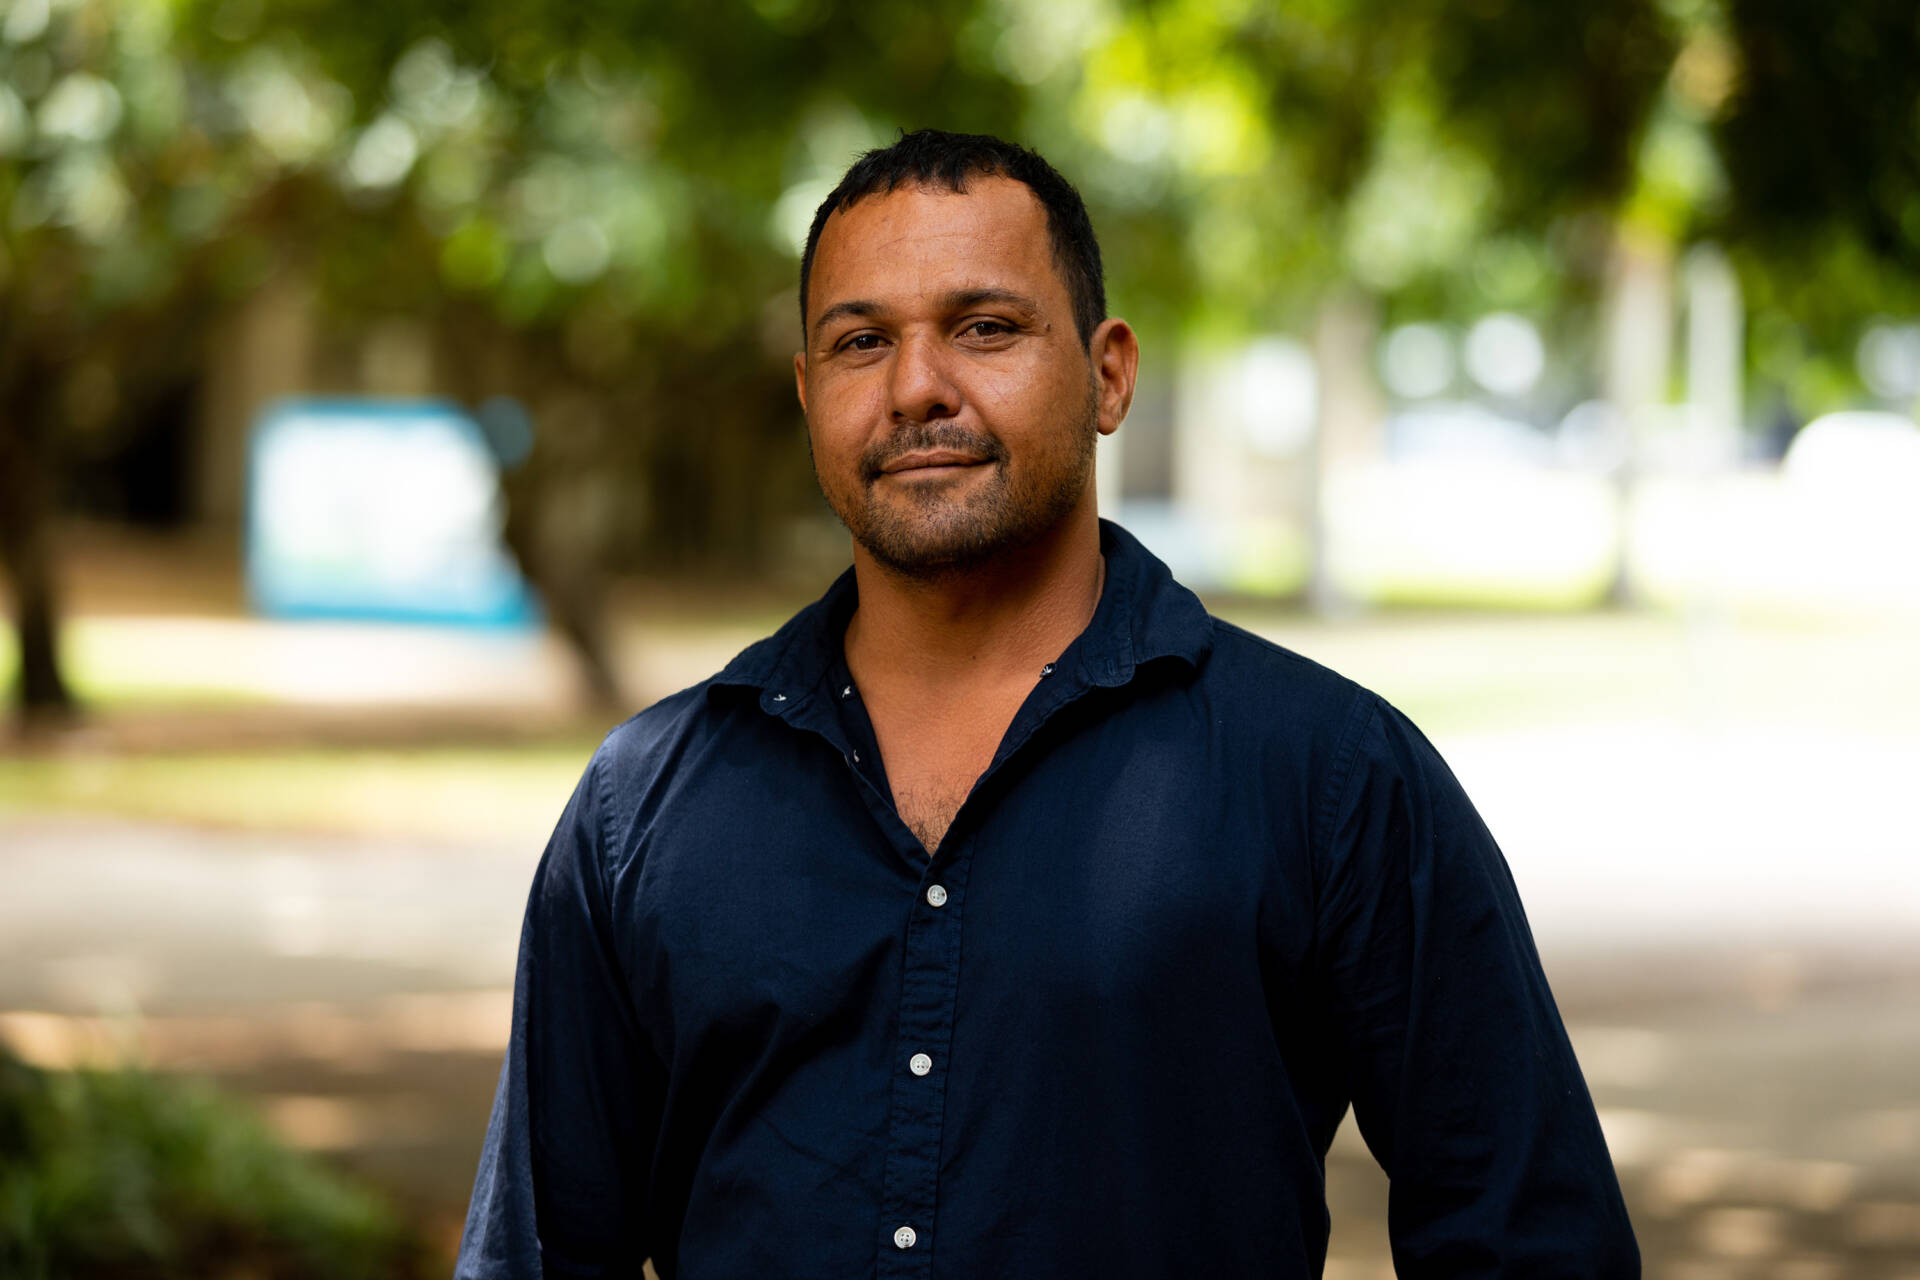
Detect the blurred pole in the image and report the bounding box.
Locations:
[1601,228,1674,606]
[1680,242,1743,712]
[1308,289,1382,615]
[1683,243,1743,467]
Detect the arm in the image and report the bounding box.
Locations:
[1315,694,1638,1277]
[456,744,666,1279]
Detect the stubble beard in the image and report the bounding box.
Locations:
[813,383,1101,581]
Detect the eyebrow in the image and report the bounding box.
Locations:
[810,287,1044,343]
[811,299,885,341]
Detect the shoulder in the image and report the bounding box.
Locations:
[1188,621,1491,887]
[588,670,763,802]
[592,682,714,773]
[1204,616,1357,684]
[1165,617,1388,850]
[1198,616,1380,750]
[553,667,770,886]
[1207,624,1486,865]
[590,598,811,775]
[1186,616,1481,848]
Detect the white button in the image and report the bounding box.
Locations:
[851,750,860,763]
[771,692,787,702]
[926,884,948,908]
[909,1053,932,1076]
[841,684,854,698]
[894,1225,917,1250]
[1040,662,1055,677]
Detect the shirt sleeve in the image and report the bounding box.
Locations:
[455,742,665,1279]
[1315,694,1639,1277]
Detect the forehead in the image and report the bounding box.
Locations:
[808,177,1064,318]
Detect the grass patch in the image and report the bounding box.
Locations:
[0,1049,439,1280]
[0,625,272,711]
[0,743,599,845]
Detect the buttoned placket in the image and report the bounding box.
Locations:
[760,623,1126,1277]
[873,828,969,1274]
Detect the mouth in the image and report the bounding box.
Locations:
[878,450,994,477]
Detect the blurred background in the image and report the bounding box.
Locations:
[2,0,1919,1274]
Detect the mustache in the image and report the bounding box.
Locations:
[860,425,1007,482]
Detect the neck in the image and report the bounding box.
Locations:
[844,503,1106,692]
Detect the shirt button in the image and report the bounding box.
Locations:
[926,884,948,908]
[894,1225,917,1250]
[1039,662,1055,677]
[851,749,860,763]
[909,1052,932,1076]
[841,684,854,699]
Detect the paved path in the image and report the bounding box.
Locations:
[4,809,1919,1275]
[0,819,528,1013]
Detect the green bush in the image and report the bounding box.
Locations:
[0,1049,436,1280]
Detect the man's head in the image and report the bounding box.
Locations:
[800,130,1108,348]
[795,130,1137,579]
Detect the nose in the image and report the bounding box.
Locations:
[888,331,960,424]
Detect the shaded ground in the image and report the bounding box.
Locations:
[1329,973,1920,1279]
[3,816,1918,1277]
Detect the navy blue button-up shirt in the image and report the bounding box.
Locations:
[456,520,1637,1278]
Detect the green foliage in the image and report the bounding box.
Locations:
[3,0,1914,393]
[1419,0,1678,224]
[1703,0,1920,400]
[159,0,1029,336]
[2,0,1915,595]
[0,1050,435,1280]
[1716,0,1920,272]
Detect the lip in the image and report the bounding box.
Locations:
[879,450,992,475]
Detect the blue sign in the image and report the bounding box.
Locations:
[247,397,539,626]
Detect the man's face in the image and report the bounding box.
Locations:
[796,177,1127,577]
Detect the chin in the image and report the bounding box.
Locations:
[852,501,1067,579]
[859,528,1004,577]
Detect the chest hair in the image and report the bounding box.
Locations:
[892,775,977,855]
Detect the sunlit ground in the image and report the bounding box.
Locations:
[4,537,1920,1275]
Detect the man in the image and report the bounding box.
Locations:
[456,129,1638,1278]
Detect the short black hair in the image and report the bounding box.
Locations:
[799,129,1107,345]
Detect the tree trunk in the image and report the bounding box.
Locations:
[441,313,628,712]
[0,411,77,725]
[6,535,73,719]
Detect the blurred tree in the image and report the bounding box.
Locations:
[0,0,252,723]
[0,0,1681,713]
[1716,0,1920,274]
[164,0,1036,707]
[1005,0,1674,605]
[1712,0,1920,408]
[6,0,1916,719]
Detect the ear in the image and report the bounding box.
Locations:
[794,350,809,415]
[1088,318,1139,436]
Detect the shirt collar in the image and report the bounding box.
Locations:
[711,519,1214,714]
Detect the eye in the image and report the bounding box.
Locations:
[961,319,1014,340]
[841,333,887,352]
